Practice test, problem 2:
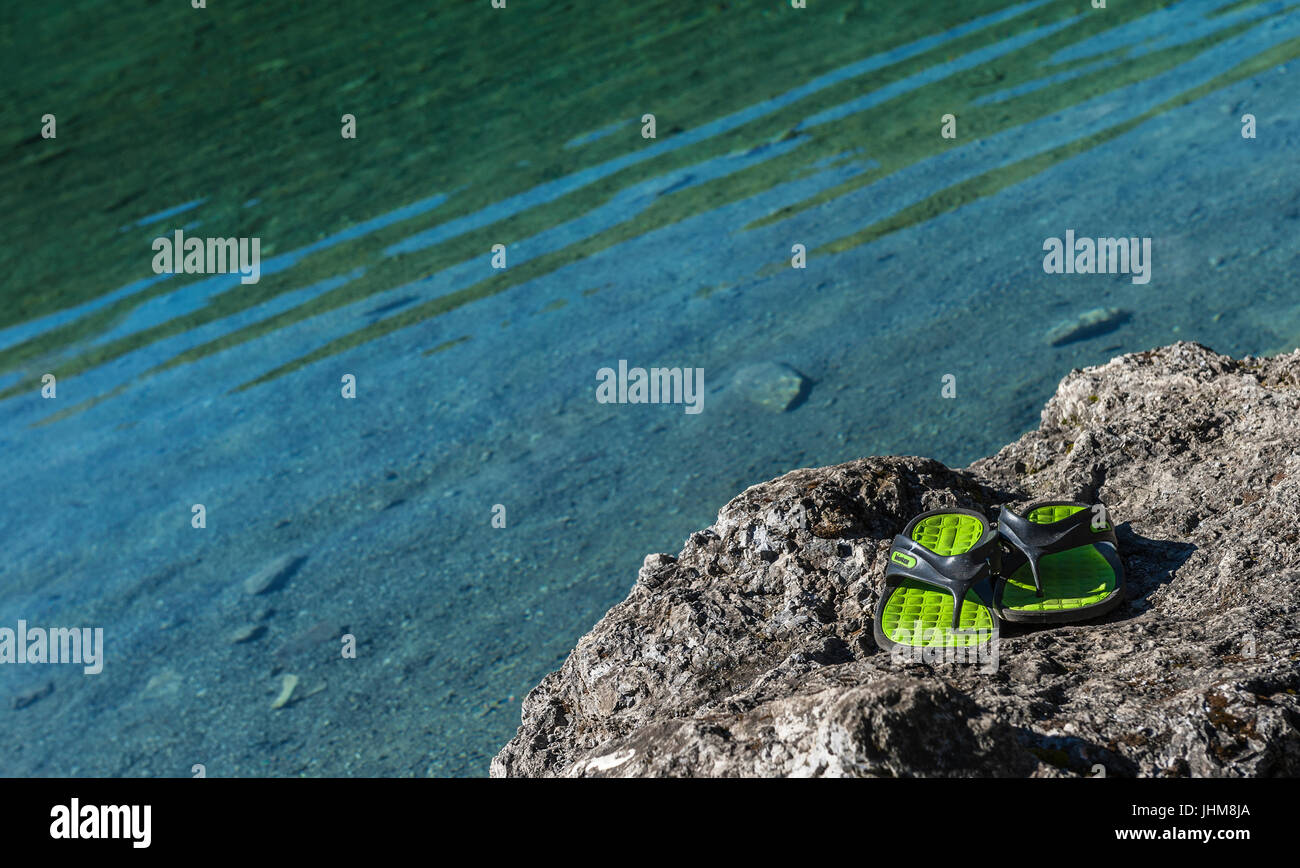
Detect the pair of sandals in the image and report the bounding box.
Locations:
[872,501,1125,654]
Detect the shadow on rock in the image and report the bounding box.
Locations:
[1116,522,1197,607]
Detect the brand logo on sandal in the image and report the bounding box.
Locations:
[891,551,916,568]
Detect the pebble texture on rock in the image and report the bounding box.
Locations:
[492,343,1300,777]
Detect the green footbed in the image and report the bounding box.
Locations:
[1027,504,1086,523]
[910,512,984,555]
[881,513,995,648]
[881,579,996,647]
[1000,545,1117,612]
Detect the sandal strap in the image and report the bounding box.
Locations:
[997,501,1118,597]
[884,530,1000,632]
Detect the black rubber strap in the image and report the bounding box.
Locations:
[883,531,1001,631]
[996,501,1117,597]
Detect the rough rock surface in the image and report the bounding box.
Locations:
[492,343,1300,777]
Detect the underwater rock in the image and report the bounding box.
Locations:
[271,674,299,710]
[272,619,343,667]
[493,342,1300,777]
[142,669,183,700]
[1044,306,1131,346]
[229,624,266,644]
[242,553,304,595]
[11,681,54,710]
[731,362,809,412]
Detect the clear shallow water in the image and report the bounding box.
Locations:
[1,0,1297,776]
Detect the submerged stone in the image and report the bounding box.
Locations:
[1045,307,1131,346]
[242,554,304,595]
[731,362,809,412]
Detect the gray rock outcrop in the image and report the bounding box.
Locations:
[492,343,1300,777]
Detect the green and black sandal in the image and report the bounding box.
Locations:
[873,507,1001,654]
[994,500,1125,624]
